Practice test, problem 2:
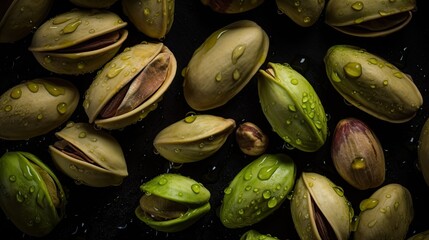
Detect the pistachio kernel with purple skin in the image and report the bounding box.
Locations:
[235,122,269,156]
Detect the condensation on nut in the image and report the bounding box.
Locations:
[235,122,268,156]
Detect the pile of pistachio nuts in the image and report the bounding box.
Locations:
[1,0,429,239]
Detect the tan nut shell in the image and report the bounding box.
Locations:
[418,117,429,187]
[275,0,325,27]
[49,122,128,187]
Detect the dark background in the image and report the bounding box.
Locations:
[1,0,429,239]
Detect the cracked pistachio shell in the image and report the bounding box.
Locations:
[0,151,66,237]
[201,0,264,13]
[275,0,325,27]
[332,118,385,190]
[153,114,236,163]
[408,230,429,240]
[324,45,423,123]
[48,122,128,187]
[70,0,119,8]
[0,0,53,43]
[83,42,177,130]
[122,0,175,39]
[0,78,79,140]
[135,173,210,232]
[29,9,128,75]
[220,154,296,228]
[183,20,269,111]
[240,230,279,240]
[258,62,327,152]
[418,118,429,187]
[291,172,352,240]
[325,0,416,37]
[354,183,413,240]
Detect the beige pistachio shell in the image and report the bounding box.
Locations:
[354,183,413,240]
[291,172,351,240]
[325,0,416,37]
[122,0,175,39]
[153,114,236,163]
[0,78,79,140]
[29,9,128,75]
[0,0,53,43]
[70,0,119,8]
[83,42,177,130]
[183,20,269,111]
[417,117,429,187]
[201,0,264,13]
[408,230,429,240]
[48,122,128,187]
[275,0,325,27]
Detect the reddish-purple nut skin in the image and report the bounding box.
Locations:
[235,122,268,156]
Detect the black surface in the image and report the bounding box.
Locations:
[1,0,429,239]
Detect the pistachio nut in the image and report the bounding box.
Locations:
[325,0,416,37]
[235,122,269,156]
[240,229,279,240]
[275,0,325,27]
[48,122,128,187]
[153,114,236,163]
[83,42,177,130]
[0,78,79,140]
[0,0,53,43]
[331,117,385,190]
[220,153,296,228]
[0,151,66,237]
[258,62,327,152]
[418,117,429,187]
[290,172,352,240]
[408,230,429,240]
[183,20,269,111]
[324,45,423,123]
[28,9,128,75]
[122,0,175,39]
[69,0,119,8]
[135,173,211,232]
[354,183,413,240]
[200,0,264,13]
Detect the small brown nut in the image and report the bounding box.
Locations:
[235,122,268,156]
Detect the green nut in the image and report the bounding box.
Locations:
[135,173,211,232]
[408,230,429,240]
[275,0,325,27]
[220,153,296,228]
[0,78,79,140]
[201,0,264,13]
[69,0,119,8]
[240,230,279,240]
[0,151,66,237]
[258,62,327,152]
[354,183,414,240]
[324,45,423,123]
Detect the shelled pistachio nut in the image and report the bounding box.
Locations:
[69,0,119,8]
[325,0,416,37]
[200,0,264,13]
[0,151,66,237]
[324,45,422,123]
[29,9,128,75]
[153,114,235,163]
[418,117,429,187]
[83,42,177,130]
[240,229,279,240]
[135,173,211,232]
[258,62,327,152]
[183,20,269,111]
[290,172,352,240]
[0,0,53,43]
[408,230,429,240]
[48,122,128,187]
[235,122,269,156]
[220,154,296,228]
[275,0,325,27]
[0,78,79,140]
[354,183,413,240]
[331,118,385,190]
[123,0,175,39]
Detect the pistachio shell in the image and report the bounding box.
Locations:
[70,0,119,8]
[408,230,429,240]
[258,62,327,152]
[290,172,351,240]
[354,183,413,240]
[418,117,429,186]
[122,0,175,39]
[0,151,66,237]
[220,154,296,228]
[240,230,279,240]
[83,42,177,130]
[0,78,79,140]
[153,114,236,163]
[325,0,416,37]
[48,122,128,187]
[0,0,53,43]
[324,45,423,123]
[201,0,264,13]
[331,118,385,190]
[183,20,269,111]
[29,9,128,75]
[275,0,325,27]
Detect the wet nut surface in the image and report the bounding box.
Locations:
[240,229,279,240]
[275,0,325,27]
[201,0,265,13]
[418,117,429,187]
[235,122,268,156]
[69,0,119,8]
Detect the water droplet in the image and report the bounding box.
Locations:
[89,29,95,34]
[262,190,271,199]
[26,82,39,93]
[57,102,67,114]
[360,198,379,211]
[368,58,378,65]
[191,184,201,194]
[10,87,22,99]
[245,186,252,191]
[42,81,65,96]
[184,111,197,123]
[238,209,244,215]
[215,72,222,82]
[29,186,35,193]
[4,105,12,112]
[53,16,72,25]
[232,44,246,64]
[257,162,279,180]
[385,194,391,198]
[383,80,389,86]
[158,177,168,185]
[143,7,151,15]
[267,197,278,208]
[224,187,232,195]
[107,66,124,78]
[291,79,299,85]
[36,189,45,208]
[344,62,362,78]
[79,132,87,138]
[244,170,253,180]
[331,71,342,82]
[351,1,364,10]
[367,219,377,228]
[178,192,183,197]
[233,69,240,80]
[295,138,302,145]
[394,201,399,210]
[354,17,364,24]
[333,186,344,197]
[174,148,181,153]
[36,113,43,120]
[303,16,311,23]
[9,175,16,182]
[63,20,82,33]
[393,72,403,79]
[77,62,85,69]
[288,105,296,112]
